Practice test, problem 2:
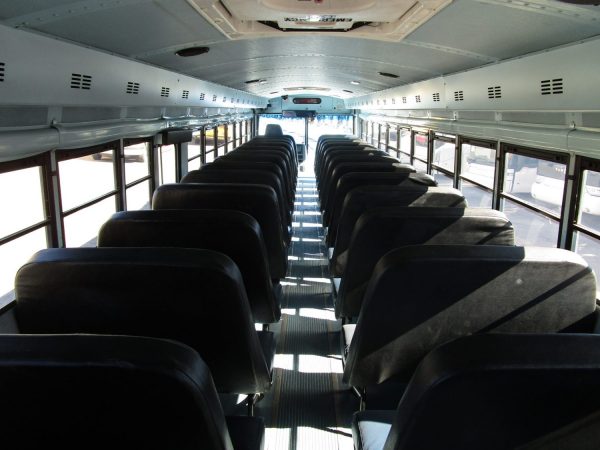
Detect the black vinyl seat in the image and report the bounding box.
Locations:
[352,333,600,450]
[344,245,598,408]
[152,183,288,280]
[316,146,378,185]
[220,151,295,194]
[0,334,265,450]
[182,169,291,228]
[14,247,276,399]
[331,184,467,276]
[335,208,515,320]
[205,159,293,206]
[98,209,282,324]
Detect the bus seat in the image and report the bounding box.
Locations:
[0,334,264,450]
[344,245,597,407]
[352,333,600,450]
[243,138,298,167]
[264,124,283,136]
[331,185,467,276]
[336,208,515,320]
[14,247,275,397]
[320,159,405,207]
[325,171,431,242]
[98,209,282,324]
[153,183,288,280]
[316,146,378,184]
[182,169,291,228]
[220,151,295,190]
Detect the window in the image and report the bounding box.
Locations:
[188,130,202,171]
[124,141,151,210]
[205,128,216,163]
[158,145,177,185]
[432,134,456,187]
[58,148,118,247]
[499,147,568,247]
[216,125,226,156]
[459,140,496,208]
[413,132,428,167]
[0,161,49,308]
[398,128,411,164]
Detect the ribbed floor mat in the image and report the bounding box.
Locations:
[265,177,356,450]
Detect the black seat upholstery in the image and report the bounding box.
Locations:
[316,146,379,184]
[324,172,435,246]
[220,152,295,193]
[0,334,264,450]
[352,333,600,450]
[331,185,467,276]
[182,169,291,227]
[98,209,282,324]
[335,208,515,319]
[152,183,288,279]
[264,124,283,136]
[344,245,597,395]
[14,247,275,395]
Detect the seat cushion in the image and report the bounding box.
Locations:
[226,416,265,450]
[352,410,394,450]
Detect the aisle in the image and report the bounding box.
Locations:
[264,169,356,449]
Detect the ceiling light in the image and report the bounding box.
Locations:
[175,46,210,57]
[350,81,360,85]
[259,79,268,84]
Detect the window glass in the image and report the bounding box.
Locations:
[501,197,559,247]
[398,152,411,164]
[227,123,235,144]
[461,180,493,208]
[461,143,496,189]
[576,169,600,234]
[503,154,566,216]
[59,150,115,211]
[124,143,149,185]
[0,227,47,308]
[308,115,353,150]
[432,139,455,173]
[388,128,398,154]
[64,196,116,247]
[574,231,600,296]
[432,169,453,187]
[413,159,427,173]
[158,145,176,185]
[0,167,45,237]
[126,180,151,211]
[188,131,201,160]
[414,134,428,161]
[400,129,411,157]
[217,125,226,151]
[188,157,201,171]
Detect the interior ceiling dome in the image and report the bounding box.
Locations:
[1,0,599,100]
[188,0,451,39]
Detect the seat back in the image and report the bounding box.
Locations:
[182,169,291,226]
[264,124,283,136]
[331,185,467,273]
[344,245,598,388]
[98,210,281,324]
[15,247,272,394]
[0,334,238,450]
[152,183,287,279]
[384,334,600,450]
[335,208,515,318]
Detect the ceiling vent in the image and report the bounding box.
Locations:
[392,98,396,105]
[379,72,399,78]
[454,90,464,101]
[182,90,190,99]
[415,95,421,103]
[402,96,407,104]
[222,96,227,102]
[71,73,92,90]
[488,86,501,99]
[0,62,5,82]
[541,78,563,95]
[231,97,234,103]
[199,93,205,100]
[161,87,170,97]
[176,46,210,57]
[343,89,353,93]
[433,93,440,102]
[126,81,140,94]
